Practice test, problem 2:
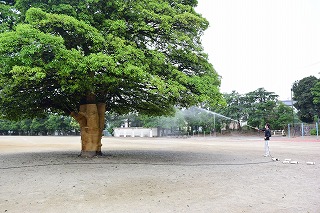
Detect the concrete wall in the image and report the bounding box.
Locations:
[113,127,158,137]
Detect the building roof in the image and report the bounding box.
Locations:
[281,100,296,107]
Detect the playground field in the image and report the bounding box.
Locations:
[0,135,319,213]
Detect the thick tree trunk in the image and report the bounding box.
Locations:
[71,103,106,157]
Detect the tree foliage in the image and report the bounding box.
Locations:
[0,0,223,121]
[0,115,79,135]
[270,102,293,129]
[107,87,294,133]
[216,88,292,129]
[292,76,319,123]
[243,88,278,128]
[218,91,244,123]
[0,0,20,32]
[311,79,320,118]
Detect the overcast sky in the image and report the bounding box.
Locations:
[196,0,320,100]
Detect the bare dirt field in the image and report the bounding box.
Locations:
[0,135,319,213]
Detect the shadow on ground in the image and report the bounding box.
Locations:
[0,149,271,170]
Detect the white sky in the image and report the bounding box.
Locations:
[196,0,320,100]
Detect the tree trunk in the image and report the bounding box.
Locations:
[71,103,106,157]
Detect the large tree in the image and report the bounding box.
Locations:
[242,88,278,128]
[217,91,244,129]
[269,102,293,129]
[217,88,291,130]
[0,0,223,156]
[292,76,319,123]
[311,80,320,121]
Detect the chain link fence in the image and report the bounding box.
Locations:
[287,123,318,137]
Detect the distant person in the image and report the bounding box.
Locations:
[255,123,271,157]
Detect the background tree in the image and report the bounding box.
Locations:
[0,115,79,135]
[45,114,62,135]
[311,80,320,122]
[243,88,278,128]
[292,76,319,123]
[30,118,47,135]
[135,110,187,135]
[0,120,16,135]
[216,88,292,130]
[140,114,181,129]
[0,0,21,32]
[20,119,32,135]
[183,107,210,133]
[106,87,294,135]
[45,114,75,135]
[269,102,293,129]
[0,0,223,156]
[217,91,244,129]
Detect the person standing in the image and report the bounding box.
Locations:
[256,123,271,157]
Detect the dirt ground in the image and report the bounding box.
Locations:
[0,135,319,213]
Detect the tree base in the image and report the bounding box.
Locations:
[79,151,103,158]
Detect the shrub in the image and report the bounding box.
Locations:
[310,129,317,135]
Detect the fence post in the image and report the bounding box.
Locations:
[301,123,304,137]
[288,124,291,138]
[316,122,319,139]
